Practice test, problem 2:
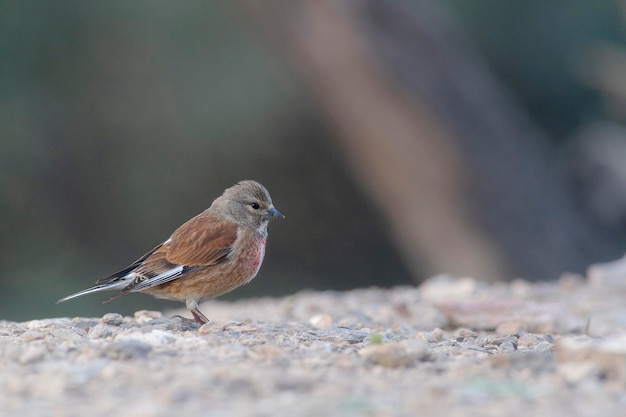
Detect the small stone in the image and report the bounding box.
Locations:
[166,319,202,332]
[25,320,47,330]
[134,310,163,323]
[419,275,477,302]
[517,333,545,349]
[499,341,517,353]
[223,322,258,333]
[534,340,554,353]
[498,336,519,346]
[416,332,431,343]
[309,314,333,329]
[101,313,124,326]
[456,328,478,339]
[87,323,117,339]
[483,345,499,355]
[198,319,228,335]
[430,328,444,343]
[476,335,488,346]
[198,323,213,335]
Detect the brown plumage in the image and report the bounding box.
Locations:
[57,180,284,324]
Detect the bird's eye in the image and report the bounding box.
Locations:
[250,202,260,209]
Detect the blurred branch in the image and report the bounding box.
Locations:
[237,0,622,280]
[237,0,507,280]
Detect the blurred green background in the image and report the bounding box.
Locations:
[2,0,626,321]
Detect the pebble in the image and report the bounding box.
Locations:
[430,327,444,342]
[87,323,116,339]
[101,313,124,326]
[308,314,333,329]
[419,275,478,302]
[134,310,163,323]
[499,341,517,353]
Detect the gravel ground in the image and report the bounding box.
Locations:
[2,268,626,417]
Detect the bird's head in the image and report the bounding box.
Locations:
[213,180,284,232]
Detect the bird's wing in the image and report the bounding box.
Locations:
[164,213,238,267]
[103,213,238,298]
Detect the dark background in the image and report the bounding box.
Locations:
[2,0,626,321]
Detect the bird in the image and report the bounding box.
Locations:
[57,180,284,324]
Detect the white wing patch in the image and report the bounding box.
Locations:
[128,265,185,292]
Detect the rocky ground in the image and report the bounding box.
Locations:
[2,262,626,417]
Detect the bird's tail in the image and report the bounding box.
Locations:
[56,280,129,304]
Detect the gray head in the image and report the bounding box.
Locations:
[212,180,284,231]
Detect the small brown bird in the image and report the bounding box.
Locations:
[57,180,284,324]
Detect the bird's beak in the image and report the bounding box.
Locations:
[267,207,285,219]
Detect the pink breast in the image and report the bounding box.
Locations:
[246,238,266,281]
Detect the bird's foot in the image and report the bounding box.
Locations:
[170,315,205,331]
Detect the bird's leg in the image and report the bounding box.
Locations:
[190,309,209,324]
[186,299,209,324]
